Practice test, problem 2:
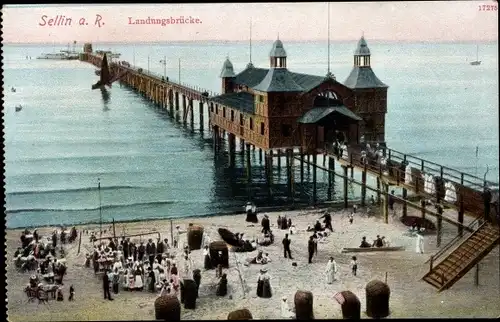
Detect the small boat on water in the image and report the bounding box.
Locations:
[37,52,78,60]
[15,105,23,112]
[341,246,405,253]
[470,45,481,66]
[11,87,16,93]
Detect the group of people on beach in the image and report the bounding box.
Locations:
[16,228,77,303]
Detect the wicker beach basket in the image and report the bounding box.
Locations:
[187,224,204,250]
[154,294,181,321]
[335,290,360,319]
[365,280,390,318]
[227,308,253,320]
[209,241,229,268]
[183,279,198,310]
[294,290,314,320]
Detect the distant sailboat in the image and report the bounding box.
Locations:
[15,105,22,112]
[470,45,481,66]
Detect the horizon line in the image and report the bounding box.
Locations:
[3,39,498,45]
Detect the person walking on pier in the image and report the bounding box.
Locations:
[102,269,113,301]
[282,234,293,259]
[415,232,424,254]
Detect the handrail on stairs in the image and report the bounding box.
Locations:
[427,216,483,270]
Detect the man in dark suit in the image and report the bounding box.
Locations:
[308,236,315,263]
[103,270,113,300]
[282,234,293,259]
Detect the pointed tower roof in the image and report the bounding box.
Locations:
[270,39,287,57]
[252,68,303,92]
[354,36,371,55]
[344,36,387,89]
[220,57,236,78]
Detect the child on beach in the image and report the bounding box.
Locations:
[348,213,354,224]
[351,256,358,276]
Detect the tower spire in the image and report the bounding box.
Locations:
[327,1,330,75]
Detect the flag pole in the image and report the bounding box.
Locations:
[98,178,102,239]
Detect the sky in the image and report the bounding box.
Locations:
[1,2,498,44]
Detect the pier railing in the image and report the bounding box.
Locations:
[322,143,498,224]
[100,55,221,98]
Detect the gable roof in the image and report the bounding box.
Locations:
[297,106,362,124]
[343,66,388,89]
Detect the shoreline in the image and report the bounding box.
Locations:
[6,199,362,230]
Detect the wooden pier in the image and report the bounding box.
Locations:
[79,39,499,291]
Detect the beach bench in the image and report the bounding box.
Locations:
[341,246,405,253]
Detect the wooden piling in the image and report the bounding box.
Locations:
[402,188,408,218]
[421,199,426,219]
[286,149,293,199]
[474,264,479,286]
[245,143,251,180]
[277,149,282,170]
[383,182,389,224]
[175,92,180,111]
[376,177,381,205]
[458,195,465,237]
[228,133,236,167]
[343,165,349,208]
[327,156,334,200]
[436,204,443,247]
[199,101,204,131]
[361,164,367,207]
[300,149,305,184]
[259,148,263,163]
[312,153,317,204]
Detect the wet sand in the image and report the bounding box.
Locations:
[6,205,500,321]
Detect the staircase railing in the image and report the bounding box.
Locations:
[427,216,483,270]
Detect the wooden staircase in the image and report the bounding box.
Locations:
[422,222,500,291]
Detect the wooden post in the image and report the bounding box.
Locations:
[312,153,317,204]
[286,149,293,199]
[421,199,426,220]
[458,195,465,237]
[383,182,389,224]
[240,139,245,155]
[199,101,204,131]
[350,166,354,178]
[307,154,311,172]
[300,149,305,184]
[189,99,194,127]
[437,204,443,247]
[77,230,82,255]
[328,156,335,200]
[361,164,367,207]
[170,220,174,246]
[385,272,388,284]
[277,149,281,170]
[402,188,408,218]
[245,143,251,181]
[474,264,479,286]
[376,177,381,205]
[259,148,263,163]
[343,165,349,209]
[228,133,236,167]
[175,92,179,111]
[212,126,218,154]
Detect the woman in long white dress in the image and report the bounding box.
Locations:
[415,232,424,254]
[281,297,295,318]
[405,164,413,185]
[325,257,338,284]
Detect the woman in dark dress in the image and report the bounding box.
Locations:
[148,267,156,292]
[256,269,265,297]
[203,246,211,270]
[216,273,228,296]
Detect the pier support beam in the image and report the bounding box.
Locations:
[307,154,311,172]
[300,150,305,184]
[228,133,236,167]
[258,148,262,164]
[342,166,349,208]
[199,101,204,132]
[175,92,180,111]
[312,154,317,205]
[240,139,245,155]
[266,150,274,199]
[421,199,426,220]
[328,157,335,200]
[286,149,294,199]
[382,182,389,224]
[376,177,381,205]
[436,204,443,247]
[245,143,251,181]
[182,95,187,123]
[212,125,219,154]
[361,164,367,207]
[458,196,465,237]
[189,99,194,127]
[277,149,282,171]
[402,188,408,218]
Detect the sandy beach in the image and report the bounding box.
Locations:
[6,204,500,321]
